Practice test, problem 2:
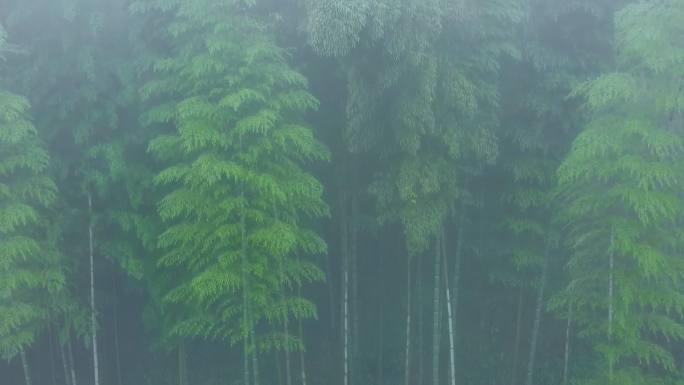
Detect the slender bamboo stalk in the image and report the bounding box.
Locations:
[448,211,465,383]
[377,239,385,385]
[340,189,350,385]
[404,253,412,385]
[87,192,100,385]
[350,182,359,385]
[298,289,308,385]
[178,340,188,385]
[525,244,549,385]
[563,305,573,385]
[66,328,77,385]
[241,204,251,385]
[608,227,615,384]
[111,269,123,385]
[59,332,70,385]
[510,286,524,385]
[48,322,57,385]
[20,348,32,385]
[432,231,442,385]
[417,244,424,385]
[251,329,260,385]
[284,311,292,385]
[443,254,456,385]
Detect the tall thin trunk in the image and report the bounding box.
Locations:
[298,285,307,385]
[524,245,549,385]
[244,336,251,385]
[563,305,572,385]
[510,287,524,385]
[111,270,123,385]
[66,328,77,385]
[377,239,385,385]
[20,348,32,385]
[48,322,57,385]
[241,206,251,385]
[403,254,412,385]
[276,348,284,385]
[417,246,424,385]
[432,232,442,385]
[87,193,100,385]
[284,313,292,385]
[448,212,465,381]
[443,254,456,385]
[350,188,359,385]
[340,190,350,385]
[343,266,350,385]
[59,333,70,385]
[608,227,615,383]
[178,341,188,385]
[251,329,260,385]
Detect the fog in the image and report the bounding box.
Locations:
[1,1,683,385]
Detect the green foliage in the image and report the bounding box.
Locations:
[555,1,684,383]
[0,85,63,360]
[137,0,328,352]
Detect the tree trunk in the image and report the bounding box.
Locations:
[298,295,307,385]
[350,190,359,385]
[251,329,260,385]
[343,265,350,385]
[66,328,77,385]
[417,245,424,385]
[443,254,456,385]
[448,212,465,383]
[48,322,57,385]
[524,245,549,385]
[244,336,251,385]
[563,305,572,385]
[432,232,442,385]
[112,270,123,385]
[276,348,284,385]
[87,192,100,385]
[20,348,32,385]
[284,318,292,385]
[59,332,70,385]
[403,253,412,385]
[377,239,385,385]
[608,227,614,384]
[241,206,251,385]
[340,189,350,385]
[178,341,188,385]
[510,286,524,385]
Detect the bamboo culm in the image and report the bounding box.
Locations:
[524,243,550,385]
[432,231,442,385]
[20,348,32,385]
[404,253,412,385]
[87,192,100,385]
[443,250,456,385]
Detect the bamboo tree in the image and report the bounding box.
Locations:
[431,231,442,385]
[403,253,412,385]
[0,42,64,373]
[443,252,455,385]
[563,305,572,385]
[137,3,329,385]
[87,192,100,385]
[525,246,548,385]
[556,3,684,384]
[20,348,32,385]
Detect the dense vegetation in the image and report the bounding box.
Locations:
[1,0,683,384]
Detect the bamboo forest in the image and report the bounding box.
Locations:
[2,0,684,384]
